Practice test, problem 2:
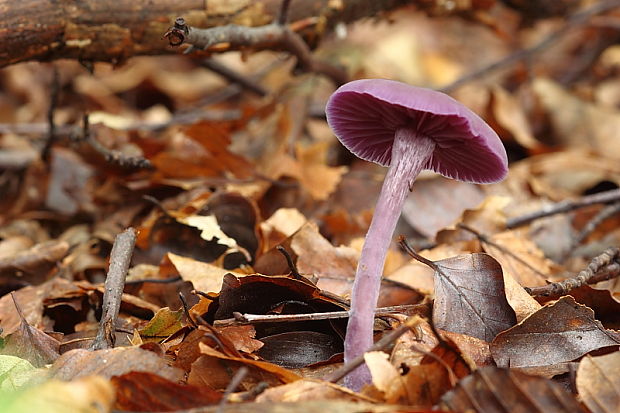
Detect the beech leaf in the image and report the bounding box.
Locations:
[577,352,620,413]
[419,252,516,341]
[491,296,620,369]
[441,366,586,412]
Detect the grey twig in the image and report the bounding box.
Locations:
[81,115,152,169]
[507,188,620,229]
[213,304,427,327]
[164,18,347,85]
[526,247,620,296]
[90,228,137,350]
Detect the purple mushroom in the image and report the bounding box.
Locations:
[326,79,508,390]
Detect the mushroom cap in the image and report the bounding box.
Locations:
[326,79,508,184]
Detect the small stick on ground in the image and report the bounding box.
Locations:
[213,304,428,327]
[276,245,302,279]
[81,115,152,169]
[325,315,423,384]
[200,58,268,97]
[506,188,620,229]
[457,223,547,278]
[526,247,620,297]
[216,366,249,413]
[41,65,60,162]
[90,228,136,350]
[561,201,620,261]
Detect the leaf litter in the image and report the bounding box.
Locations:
[1,1,620,412]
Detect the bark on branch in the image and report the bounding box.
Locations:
[0,0,416,67]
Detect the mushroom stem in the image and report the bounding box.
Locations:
[344,129,435,390]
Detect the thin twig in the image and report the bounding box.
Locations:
[507,188,620,229]
[200,58,268,97]
[278,0,293,25]
[81,115,152,169]
[164,18,347,85]
[526,247,620,296]
[90,228,137,350]
[216,367,249,413]
[561,201,620,261]
[213,304,427,327]
[440,0,620,93]
[276,245,302,279]
[179,292,198,329]
[325,315,423,384]
[457,223,547,278]
[41,65,60,162]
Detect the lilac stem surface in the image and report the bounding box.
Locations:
[344,129,435,391]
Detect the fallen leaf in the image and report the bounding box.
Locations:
[48,347,184,382]
[1,375,115,413]
[491,296,620,370]
[0,355,38,392]
[402,176,486,239]
[440,366,586,412]
[255,379,366,403]
[112,371,221,411]
[430,253,517,341]
[167,252,245,294]
[576,352,620,413]
[491,85,543,150]
[137,307,184,343]
[1,294,60,367]
[258,331,343,368]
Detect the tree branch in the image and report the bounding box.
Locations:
[0,0,414,67]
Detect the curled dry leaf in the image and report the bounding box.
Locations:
[576,352,620,413]
[0,277,78,336]
[429,253,517,342]
[1,295,60,367]
[48,347,185,382]
[491,296,620,370]
[112,371,221,411]
[440,366,586,412]
[255,379,367,404]
[187,342,300,391]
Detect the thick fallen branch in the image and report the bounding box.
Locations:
[0,0,414,67]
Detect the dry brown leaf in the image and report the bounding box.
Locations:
[441,366,586,412]
[431,253,517,342]
[491,296,620,370]
[255,379,367,403]
[48,347,184,382]
[402,177,486,239]
[534,78,620,157]
[112,371,221,411]
[491,85,542,150]
[484,230,555,287]
[167,252,246,294]
[576,352,620,413]
[296,141,348,201]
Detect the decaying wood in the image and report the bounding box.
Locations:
[0,0,416,67]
